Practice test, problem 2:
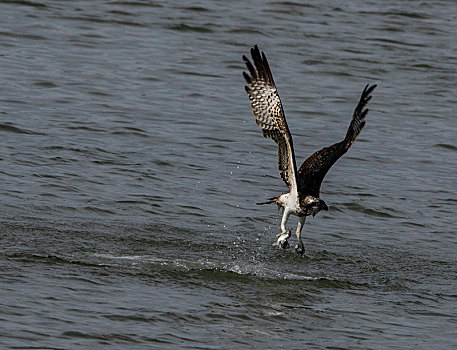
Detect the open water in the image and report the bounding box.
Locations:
[0,1,456,349]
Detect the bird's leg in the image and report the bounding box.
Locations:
[294,216,306,256]
[275,208,291,249]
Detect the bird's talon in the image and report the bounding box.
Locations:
[294,244,305,256]
[279,239,289,250]
[275,231,291,249]
[276,230,290,238]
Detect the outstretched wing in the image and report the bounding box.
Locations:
[297,84,377,197]
[243,45,298,193]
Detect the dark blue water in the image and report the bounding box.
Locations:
[1,1,456,349]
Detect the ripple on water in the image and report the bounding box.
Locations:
[168,24,213,33]
[435,143,457,151]
[0,123,43,135]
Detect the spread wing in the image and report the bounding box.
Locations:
[243,45,298,193]
[298,84,377,197]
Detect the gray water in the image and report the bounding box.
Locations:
[0,1,456,349]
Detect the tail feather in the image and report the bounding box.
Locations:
[257,196,282,211]
[256,197,278,205]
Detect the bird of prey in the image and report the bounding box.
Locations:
[242,45,376,255]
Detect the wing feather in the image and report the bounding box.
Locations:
[243,45,298,192]
[297,84,377,197]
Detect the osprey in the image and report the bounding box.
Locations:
[242,45,376,255]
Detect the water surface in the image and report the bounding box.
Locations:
[0,1,456,349]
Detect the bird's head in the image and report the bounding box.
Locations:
[302,196,328,217]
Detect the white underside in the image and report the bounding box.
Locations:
[278,192,300,232]
[276,191,307,253]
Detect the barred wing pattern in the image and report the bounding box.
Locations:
[243,45,298,192]
[297,84,377,197]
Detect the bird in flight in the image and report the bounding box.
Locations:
[242,45,376,255]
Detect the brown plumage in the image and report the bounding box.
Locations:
[243,45,376,199]
[242,44,376,253]
[243,45,298,191]
[298,84,376,197]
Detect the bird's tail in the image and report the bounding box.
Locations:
[256,196,282,211]
[256,196,278,205]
